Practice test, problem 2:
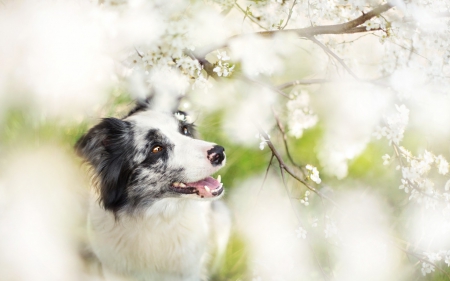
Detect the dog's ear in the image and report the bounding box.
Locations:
[75,118,133,213]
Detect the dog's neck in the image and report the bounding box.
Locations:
[144,198,210,217]
[88,198,213,279]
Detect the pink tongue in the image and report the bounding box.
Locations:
[186,177,220,189]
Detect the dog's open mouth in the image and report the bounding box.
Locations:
[170,175,224,198]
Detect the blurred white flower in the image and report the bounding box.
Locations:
[436,155,449,175]
[295,227,307,239]
[324,220,338,239]
[192,72,212,92]
[252,276,262,281]
[382,154,391,165]
[300,190,310,206]
[445,180,450,191]
[212,50,235,77]
[213,60,235,77]
[311,218,318,228]
[257,133,270,150]
[421,262,435,276]
[286,91,318,139]
[0,0,115,117]
[319,83,391,179]
[216,50,230,61]
[229,34,290,77]
[445,251,450,267]
[306,164,321,184]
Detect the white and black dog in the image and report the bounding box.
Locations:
[76,96,230,281]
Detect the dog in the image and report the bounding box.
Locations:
[75,96,231,281]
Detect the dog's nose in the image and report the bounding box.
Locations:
[207,145,225,166]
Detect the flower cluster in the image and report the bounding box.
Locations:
[422,251,450,276]
[242,0,294,30]
[306,164,321,184]
[122,2,220,95]
[300,190,310,206]
[396,147,450,209]
[374,104,409,146]
[212,51,235,77]
[286,91,318,139]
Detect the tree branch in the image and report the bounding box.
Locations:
[194,3,394,59]
[257,3,394,38]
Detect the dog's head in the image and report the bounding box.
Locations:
[75,99,225,213]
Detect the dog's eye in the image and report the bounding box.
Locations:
[182,126,189,136]
[151,145,164,154]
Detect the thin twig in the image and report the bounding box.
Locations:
[243,76,290,98]
[272,108,306,177]
[277,79,331,89]
[135,47,144,58]
[235,2,268,31]
[258,129,340,209]
[277,74,392,90]
[392,143,443,202]
[308,36,360,80]
[281,0,298,30]
[258,154,275,198]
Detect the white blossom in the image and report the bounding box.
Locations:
[382,154,391,165]
[421,252,442,276]
[300,190,310,206]
[311,218,318,228]
[385,105,409,145]
[445,251,450,267]
[306,164,321,184]
[421,262,435,276]
[295,227,307,239]
[286,91,318,139]
[213,60,235,77]
[256,133,270,150]
[445,180,450,191]
[324,219,338,239]
[436,155,449,175]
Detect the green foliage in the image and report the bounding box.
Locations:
[347,142,393,179]
[211,232,250,281]
[0,107,88,150]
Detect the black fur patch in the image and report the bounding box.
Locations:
[142,129,172,167]
[75,118,134,213]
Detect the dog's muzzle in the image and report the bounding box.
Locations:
[207,145,225,166]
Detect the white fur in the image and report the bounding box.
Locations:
[89,198,220,281]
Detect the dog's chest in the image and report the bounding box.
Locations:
[89,199,212,279]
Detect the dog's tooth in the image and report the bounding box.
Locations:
[204,185,211,193]
[173,182,180,187]
[219,183,223,188]
[217,175,221,183]
[179,183,187,188]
